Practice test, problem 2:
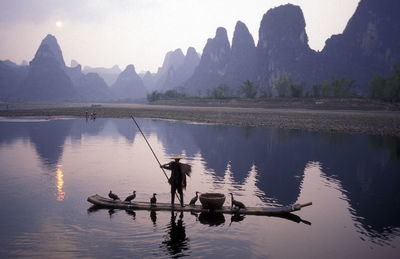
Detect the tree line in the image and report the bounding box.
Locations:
[369,66,400,102]
[148,68,400,102]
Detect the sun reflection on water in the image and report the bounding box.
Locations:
[56,165,65,201]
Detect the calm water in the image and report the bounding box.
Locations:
[0,117,399,258]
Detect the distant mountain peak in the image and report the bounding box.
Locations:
[40,34,66,66]
[123,64,136,73]
[258,4,308,50]
[216,27,228,38]
[111,64,146,99]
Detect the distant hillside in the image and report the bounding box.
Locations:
[180,0,400,97]
[82,65,121,86]
[1,0,399,102]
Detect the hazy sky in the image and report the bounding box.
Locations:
[0,0,360,73]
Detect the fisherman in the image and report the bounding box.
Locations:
[161,155,191,207]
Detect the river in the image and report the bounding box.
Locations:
[0,117,399,258]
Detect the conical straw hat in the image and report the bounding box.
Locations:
[170,155,184,160]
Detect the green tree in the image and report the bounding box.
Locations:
[312,84,322,97]
[272,76,290,97]
[239,80,258,98]
[385,66,400,102]
[272,74,303,97]
[369,66,400,102]
[369,74,386,100]
[289,82,303,97]
[147,91,161,102]
[321,81,331,97]
[331,78,355,98]
[259,85,273,98]
[211,84,229,99]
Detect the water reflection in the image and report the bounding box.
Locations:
[162,211,190,257]
[198,212,225,226]
[55,165,65,201]
[125,210,136,220]
[108,209,117,219]
[0,117,399,250]
[229,214,245,226]
[150,211,157,226]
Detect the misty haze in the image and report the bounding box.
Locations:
[0,0,400,258]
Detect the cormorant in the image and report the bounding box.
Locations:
[189,191,199,206]
[108,190,120,201]
[150,193,157,205]
[124,190,136,202]
[229,193,246,210]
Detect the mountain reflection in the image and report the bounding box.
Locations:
[149,119,400,237]
[0,117,399,240]
[29,119,73,169]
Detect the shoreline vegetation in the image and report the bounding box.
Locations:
[0,98,399,137]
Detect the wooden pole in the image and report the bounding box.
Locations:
[131,116,181,203]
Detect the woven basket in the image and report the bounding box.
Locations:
[199,193,226,209]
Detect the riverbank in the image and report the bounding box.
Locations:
[0,100,399,136]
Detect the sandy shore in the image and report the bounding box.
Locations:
[0,102,399,136]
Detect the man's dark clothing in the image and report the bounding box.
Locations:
[162,160,185,206]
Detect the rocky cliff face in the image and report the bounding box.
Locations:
[41,34,66,67]
[320,0,400,92]
[180,0,400,96]
[0,60,28,100]
[183,27,231,95]
[142,71,155,91]
[111,64,147,100]
[75,72,111,101]
[181,47,201,79]
[153,48,185,91]
[160,47,201,91]
[142,47,200,92]
[181,5,317,95]
[20,34,127,101]
[19,39,76,101]
[225,21,256,90]
[0,60,28,101]
[256,4,317,90]
[4,0,399,100]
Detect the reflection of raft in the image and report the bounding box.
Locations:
[87,194,312,216]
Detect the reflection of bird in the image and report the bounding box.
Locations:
[229,214,245,226]
[189,192,199,206]
[150,193,157,205]
[150,211,157,225]
[190,211,199,221]
[108,209,116,219]
[125,190,136,202]
[126,210,136,220]
[109,190,120,201]
[229,193,246,210]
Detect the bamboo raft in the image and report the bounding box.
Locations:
[87,194,312,216]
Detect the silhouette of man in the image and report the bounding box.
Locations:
[161,155,191,207]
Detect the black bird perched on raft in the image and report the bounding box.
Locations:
[229,193,246,210]
[125,190,136,203]
[150,193,157,205]
[189,191,200,206]
[108,190,120,201]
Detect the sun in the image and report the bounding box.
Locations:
[55,20,63,28]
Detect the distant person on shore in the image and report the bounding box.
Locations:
[161,155,191,207]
